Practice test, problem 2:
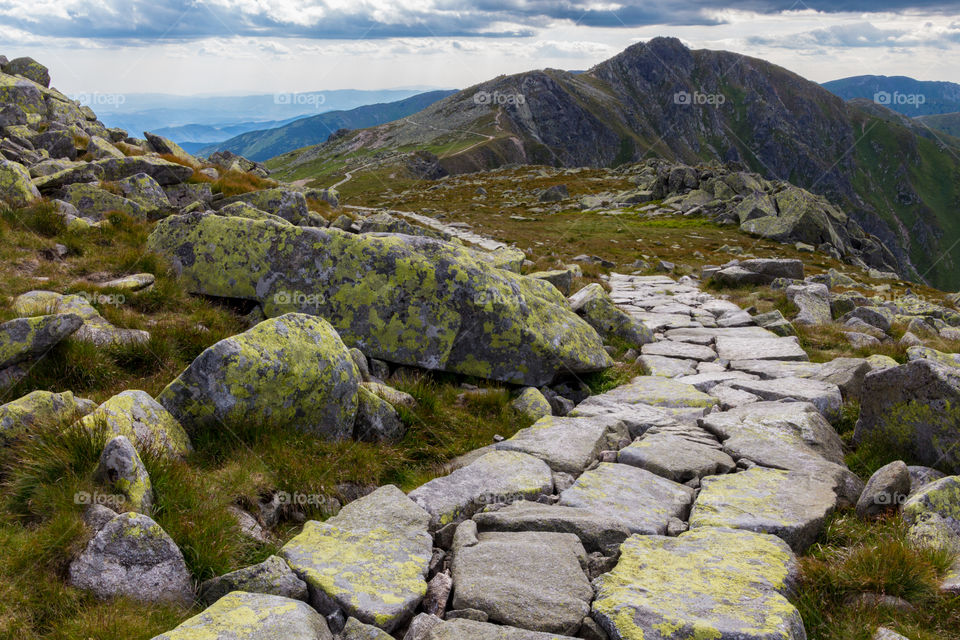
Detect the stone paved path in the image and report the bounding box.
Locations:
[156,273,858,640]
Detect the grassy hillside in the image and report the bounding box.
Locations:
[917,112,960,138]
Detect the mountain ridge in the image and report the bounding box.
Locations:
[268,38,960,290]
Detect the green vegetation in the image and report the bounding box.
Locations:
[797,512,960,640]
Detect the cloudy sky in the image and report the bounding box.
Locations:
[0,1,958,95]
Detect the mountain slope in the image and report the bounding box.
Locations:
[270,38,960,290]
[822,75,960,117]
[198,90,456,161]
[917,112,960,138]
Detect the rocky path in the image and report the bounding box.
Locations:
[154,272,867,640]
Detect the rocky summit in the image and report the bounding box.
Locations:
[1,48,959,640]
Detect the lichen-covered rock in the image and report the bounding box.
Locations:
[0,158,40,207]
[557,463,694,535]
[425,618,579,640]
[354,385,404,441]
[341,617,393,640]
[618,432,735,482]
[700,401,862,505]
[903,476,960,540]
[408,451,553,529]
[787,283,831,325]
[68,512,193,604]
[151,591,332,640]
[689,466,837,552]
[99,273,156,291]
[199,555,309,605]
[95,156,194,185]
[856,461,911,518]
[0,313,82,369]
[11,291,151,346]
[591,528,804,640]
[908,466,947,495]
[218,201,292,225]
[144,131,198,165]
[495,414,627,474]
[280,485,432,632]
[472,502,631,556]
[3,57,50,87]
[78,390,192,459]
[217,188,308,225]
[906,345,960,369]
[528,269,574,296]
[116,172,171,213]
[60,183,145,220]
[95,435,153,513]
[853,359,960,473]
[157,314,360,440]
[86,135,124,159]
[0,389,95,440]
[725,376,842,420]
[510,387,552,422]
[569,283,654,349]
[362,381,417,410]
[32,162,106,191]
[450,530,592,634]
[146,213,611,386]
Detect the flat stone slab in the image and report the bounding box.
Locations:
[618,432,736,482]
[729,359,823,380]
[715,336,809,362]
[472,502,631,556]
[558,463,694,534]
[637,354,697,377]
[426,618,579,640]
[152,591,332,640]
[726,377,842,420]
[665,326,779,342]
[495,415,627,474]
[631,312,702,331]
[408,451,553,529]
[280,485,432,632]
[641,340,717,362]
[689,466,838,552]
[569,401,685,438]
[575,376,717,413]
[700,402,861,505]
[592,528,804,640]
[451,530,592,635]
[676,371,760,392]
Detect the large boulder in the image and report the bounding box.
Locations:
[0,314,82,369]
[216,188,308,225]
[94,156,194,185]
[568,283,654,349]
[854,359,960,473]
[60,183,145,220]
[592,528,804,640]
[280,485,432,632]
[157,314,359,439]
[68,512,193,604]
[0,389,95,440]
[2,57,50,87]
[95,435,153,513]
[147,214,611,385]
[0,158,40,207]
[151,591,332,640]
[12,291,150,346]
[78,390,192,459]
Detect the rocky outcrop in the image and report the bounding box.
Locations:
[147,213,612,385]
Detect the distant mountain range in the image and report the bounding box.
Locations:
[198,90,457,161]
[91,89,440,143]
[269,38,960,291]
[822,76,960,117]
